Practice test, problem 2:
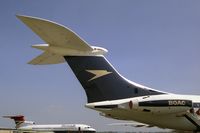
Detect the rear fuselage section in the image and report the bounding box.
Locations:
[86,94,200,131]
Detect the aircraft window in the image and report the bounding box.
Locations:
[193,103,200,108]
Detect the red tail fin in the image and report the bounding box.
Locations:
[3,115,25,128]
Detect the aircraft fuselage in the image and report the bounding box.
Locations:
[86,94,200,131]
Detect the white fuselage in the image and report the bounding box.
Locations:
[86,94,200,131]
[17,124,96,133]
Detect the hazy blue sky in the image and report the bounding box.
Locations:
[1,0,200,132]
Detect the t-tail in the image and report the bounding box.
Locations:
[3,115,35,128]
[3,115,24,128]
[17,15,166,103]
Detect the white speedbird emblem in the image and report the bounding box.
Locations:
[86,70,112,81]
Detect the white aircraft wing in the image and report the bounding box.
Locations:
[16,15,93,51]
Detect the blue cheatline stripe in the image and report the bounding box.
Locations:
[139,100,192,107]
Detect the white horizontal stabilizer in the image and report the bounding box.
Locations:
[16,15,92,51]
[17,15,108,65]
[28,51,65,65]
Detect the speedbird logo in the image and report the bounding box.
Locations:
[86,70,112,81]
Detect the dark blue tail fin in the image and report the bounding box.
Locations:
[65,56,164,103]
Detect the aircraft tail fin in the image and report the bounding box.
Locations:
[64,56,165,103]
[17,15,166,103]
[3,115,25,128]
[3,115,35,129]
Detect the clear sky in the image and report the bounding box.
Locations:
[0,0,200,132]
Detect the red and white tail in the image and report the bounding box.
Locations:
[3,115,25,128]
